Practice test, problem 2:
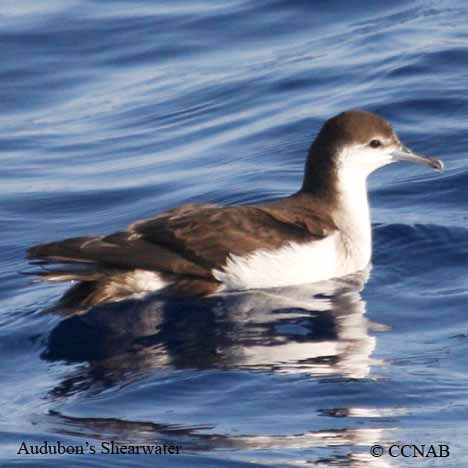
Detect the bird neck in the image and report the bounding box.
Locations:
[335,171,370,223]
[333,171,372,268]
[301,144,338,202]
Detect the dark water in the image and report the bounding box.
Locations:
[1,1,468,466]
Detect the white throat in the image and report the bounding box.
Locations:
[333,169,372,272]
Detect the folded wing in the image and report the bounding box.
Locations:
[27,201,336,280]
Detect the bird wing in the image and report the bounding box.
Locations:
[129,202,336,271]
[27,202,336,279]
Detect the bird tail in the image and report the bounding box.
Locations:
[22,267,136,309]
[25,237,136,310]
[26,236,97,265]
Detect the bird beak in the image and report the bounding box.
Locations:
[391,145,444,172]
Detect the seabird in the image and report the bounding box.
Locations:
[26,110,443,309]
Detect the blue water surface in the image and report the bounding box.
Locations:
[1,0,468,467]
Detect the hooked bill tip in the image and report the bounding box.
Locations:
[429,158,444,172]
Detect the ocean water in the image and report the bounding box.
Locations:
[1,0,468,466]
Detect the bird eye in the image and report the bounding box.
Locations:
[369,139,382,148]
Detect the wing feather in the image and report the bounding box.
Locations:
[27,199,337,280]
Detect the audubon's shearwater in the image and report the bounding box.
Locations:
[27,110,443,308]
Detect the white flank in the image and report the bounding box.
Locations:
[213,227,372,291]
[126,269,168,293]
[213,237,340,290]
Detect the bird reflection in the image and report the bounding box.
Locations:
[42,271,394,467]
[46,409,394,468]
[44,269,383,386]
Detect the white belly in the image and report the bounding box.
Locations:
[212,234,370,291]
